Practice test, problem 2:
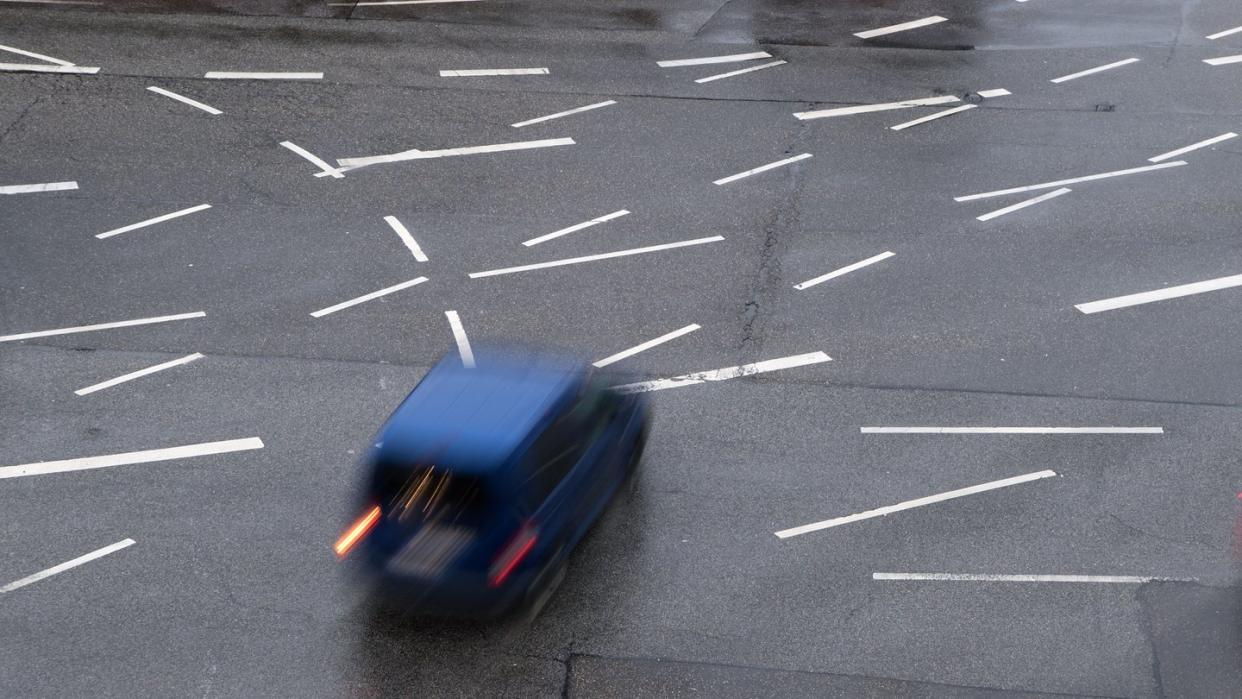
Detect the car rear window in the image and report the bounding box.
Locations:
[373,464,485,526]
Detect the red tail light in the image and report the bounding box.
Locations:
[334,505,381,558]
[489,523,538,587]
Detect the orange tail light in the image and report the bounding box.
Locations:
[334,505,381,558]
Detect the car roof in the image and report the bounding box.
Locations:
[373,346,584,476]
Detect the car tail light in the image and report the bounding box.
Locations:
[489,522,538,587]
[334,505,381,558]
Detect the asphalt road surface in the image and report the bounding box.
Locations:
[3,1,1242,696]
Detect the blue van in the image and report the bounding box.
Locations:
[335,346,650,617]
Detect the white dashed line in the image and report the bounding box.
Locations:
[1,539,135,594]
[1149,133,1237,162]
[1050,58,1139,83]
[469,236,724,279]
[204,71,323,80]
[383,215,429,261]
[611,351,831,394]
[872,573,1193,583]
[977,88,1011,98]
[0,42,73,66]
[0,438,264,480]
[657,51,772,68]
[511,100,616,127]
[74,353,204,396]
[794,251,894,290]
[146,86,222,115]
[1204,55,1242,66]
[775,469,1057,539]
[695,59,787,83]
[444,311,475,368]
[592,324,700,368]
[889,104,976,131]
[280,141,344,178]
[439,68,549,77]
[794,95,959,120]
[334,137,575,172]
[0,62,98,74]
[0,311,205,343]
[95,203,212,239]
[1207,25,1242,40]
[523,209,630,247]
[854,15,948,39]
[1075,273,1242,314]
[860,426,1163,434]
[953,161,1187,202]
[310,277,429,318]
[975,187,1070,221]
[713,153,811,185]
[0,181,78,195]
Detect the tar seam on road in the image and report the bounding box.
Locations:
[146,86,222,115]
[854,15,948,39]
[611,351,831,393]
[953,161,1187,201]
[794,95,959,120]
[975,188,1071,221]
[523,210,630,246]
[714,153,812,185]
[794,251,894,290]
[0,438,264,480]
[95,204,212,239]
[74,353,205,396]
[444,311,475,368]
[657,51,771,68]
[384,216,429,261]
[592,324,700,368]
[1075,273,1242,314]
[511,100,616,127]
[0,181,78,195]
[468,236,724,278]
[310,277,429,317]
[1,539,135,594]
[0,311,205,343]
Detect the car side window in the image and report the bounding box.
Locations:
[521,386,612,507]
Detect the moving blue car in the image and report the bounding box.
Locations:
[335,346,650,617]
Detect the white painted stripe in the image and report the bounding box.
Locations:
[0,42,72,66]
[794,95,959,120]
[511,100,616,128]
[383,215,428,261]
[854,15,948,39]
[331,0,480,5]
[612,351,831,394]
[0,181,78,195]
[1149,132,1237,162]
[1050,57,1139,83]
[335,137,574,171]
[1207,25,1242,40]
[0,438,264,480]
[953,161,1186,202]
[793,251,894,290]
[889,104,976,131]
[0,62,98,74]
[468,236,723,279]
[146,86,222,115]
[523,209,629,247]
[695,59,787,84]
[1075,273,1242,314]
[977,88,1011,98]
[873,572,1193,583]
[1,539,135,594]
[1204,55,1242,66]
[975,187,1071,221]
[95,204,212,239]
[0,311,205,343]
[657,51,771,68]
[310,277,428,318]
[0,0,101,4]
[204,71,322,80]
[592,324,700,368]
[280,141,343,178]
[713,153,812,185]
[74,353,204,396]
[439,68,548,77]
[861,427,1164,434]
[775,469,1057,539]
[444,311,475,368]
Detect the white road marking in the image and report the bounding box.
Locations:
[977,88,1011,98]
[1207,25,1242,40]
[860,426,1164,434]
[335,137,574,171]
[794,95,959,120]
[74,353,204,396]
[612,351,831,394]
[383,215,429,261]
[713,153,811,185]
[1075,273,1242,314]
[854,15,948,39]
[146,86,222,115]
[439,68,549,77]
[794,251,894,290]
[468,236,723,279]
[953,161,1186,202]
[280,141,344,178]
[592,324,700,368]
[204,71,322,80]
[873,572,1193,583]
[331,0,480,4]
[310,277,428,318]
[657,51,771,68]
[523,209,629,247]
[1204,55,1242,66]
[511,100,616,128]
[889,104,976,131]
[1050,57,1140,83]
[0,438,264,480]
[1,539,135,594]
[975,187,1071,221]
[0,181,78,195]
[95,203,212,239]
[0,311,205,343]
[695,59,786,83]
[1149,133,1237,162]
[444,311,475,368]
[0,42,73,66]
[775,469,1057,539]
[0,0,101,4]
[0,62,98,74]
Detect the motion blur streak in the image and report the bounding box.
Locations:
[334,505,381,558]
